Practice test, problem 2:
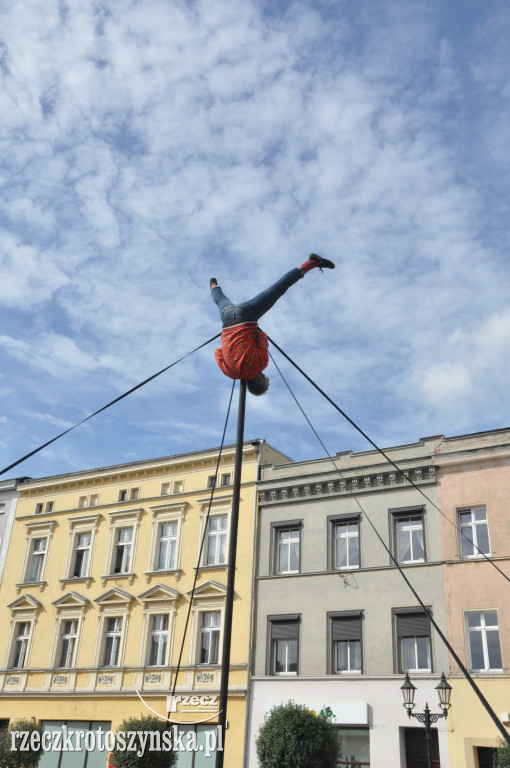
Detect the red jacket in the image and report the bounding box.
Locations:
[215,323,269,380]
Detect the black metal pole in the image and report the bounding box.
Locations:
[423,704,433,768]
[215,379,247,768]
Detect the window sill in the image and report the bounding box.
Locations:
[144,569,182,584]
[101,572,135,587]
[15,580,46,594]
[199,563,228,572]
[59,576,93,591]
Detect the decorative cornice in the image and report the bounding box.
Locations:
[257,465,436,504]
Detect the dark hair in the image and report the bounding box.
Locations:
[247,373,270,396]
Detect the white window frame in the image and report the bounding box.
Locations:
[269,616,300,676]
[138,584,178,667]
[274,525,301,575]
[465,610,503,672]
[458,506,491,559]
[394,514,425,564]
[10,622,32,669]
[330,613,363,674]
[205,515,227,566]
[395,611,432,674]
[197,498,232,570]
[93,589,132,669]
[4,595,42,670]
[102,509,142,586]
[187,581,226,667]
[18,520,56,591]
[220,473,231,487]
[198,611,221,665]
[145,502,186,583]
[50,592,88,671]
[333,518,360,570]
[61,514,101,589]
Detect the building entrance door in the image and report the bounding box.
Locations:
[404,726,440,768]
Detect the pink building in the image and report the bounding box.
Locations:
[435,428,510,768]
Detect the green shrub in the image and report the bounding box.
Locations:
[109,715,178,768]
[256,701,339,768]
[495,739,510,767]
[0,718,43,768]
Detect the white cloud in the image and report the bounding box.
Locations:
[0,0,509,476]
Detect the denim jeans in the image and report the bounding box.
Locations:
[211,268,303,327]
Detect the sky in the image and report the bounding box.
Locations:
[1,0,510,481]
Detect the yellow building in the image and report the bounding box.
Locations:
[0,440,287,767]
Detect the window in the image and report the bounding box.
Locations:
[156,522,178,570]
[207,476,216,489]
[269,616,299,675]
[118,489,128,502]
[333,520,360,570]
[71,532,92,578]
[199,611,220,665]
[173,480,183,493]
[466,611,502,671]
[45,501,54,513]
[89,493,99,507]
[102,617,123,666]
[57,620,78,668]
[220,473,231,487]
[10,622,31,669]
[459,507,490,558]
[130,488,140,501]
[336,727,370,767]
[205,516,227,566]
[25,538,47,582]
[78,496,87,509]
[112,528,133,574]
[331,614,362,673]
[160,483,170,496]
[276,527,300,574]
[396,611,431,673]
[35,503,43,515]
[395,515,425,564]
[148,615,169,666]
[0,503,4,515]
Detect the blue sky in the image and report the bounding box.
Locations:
[1,0,509,480]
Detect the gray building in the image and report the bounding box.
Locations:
[247,437,450,768]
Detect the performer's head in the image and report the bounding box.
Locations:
[247,373,270,396]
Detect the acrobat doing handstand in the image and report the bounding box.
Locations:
[210,254,335,395]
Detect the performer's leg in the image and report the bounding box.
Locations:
[211,285,237,325]
[238,268,303,321]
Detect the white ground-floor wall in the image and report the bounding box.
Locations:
[246,677,451,768]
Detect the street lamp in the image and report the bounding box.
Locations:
[400,673,452,768]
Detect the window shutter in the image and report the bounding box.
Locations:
[397,612,430,636]
[271,619,299,640]
[331,615,362,641]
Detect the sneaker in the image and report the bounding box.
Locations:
[210,278,218,288]
[309,253,335,270]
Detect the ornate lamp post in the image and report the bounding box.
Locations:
[400,673,452,768]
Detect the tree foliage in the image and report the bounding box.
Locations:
[109,715,178,768]
[0,719,43,768]
[495,739,510,767]
[256,701,339,768]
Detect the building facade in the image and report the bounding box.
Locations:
[248,438,451,768]
[0,477,27,584]
[434,429,510,768]
[0,441,287,768]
